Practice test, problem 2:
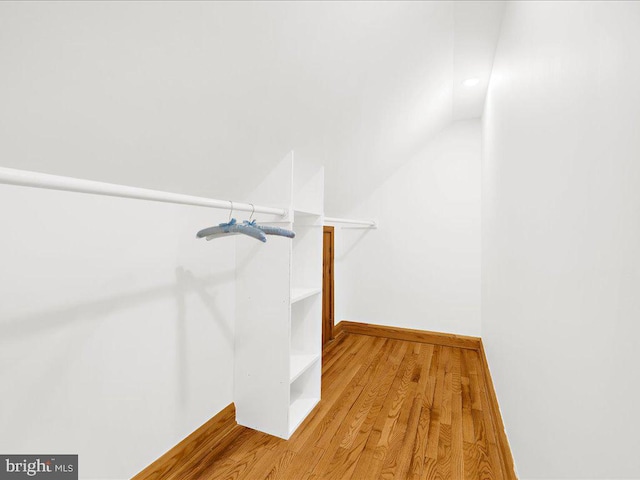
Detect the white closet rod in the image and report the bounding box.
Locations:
[325,216,377,228]
[0,167,287,216]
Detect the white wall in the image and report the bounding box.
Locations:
[0,1,491,476]
[336,120,482,336]
[483,2,640,478]
[0,184,236,479]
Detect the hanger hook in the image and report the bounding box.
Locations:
[228,200,234,222]
[249,203,255,221]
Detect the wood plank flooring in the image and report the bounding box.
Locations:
[135,332,513,479]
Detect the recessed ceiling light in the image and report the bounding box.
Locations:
[463,78,480,87]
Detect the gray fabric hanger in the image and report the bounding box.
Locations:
[196,202,267,243]
[242,219,295,239]
[197,218,266,243]
[241,203,295,238]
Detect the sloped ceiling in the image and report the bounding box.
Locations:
[454,1,505,120]
[0,1,503,208]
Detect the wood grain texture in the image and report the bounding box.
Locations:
[134,332,515,480]
[333,320,345,339]
[322,226,335,346]
[338,321,482,350]
[132,403,237,480]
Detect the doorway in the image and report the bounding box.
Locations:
[322,226,335,347]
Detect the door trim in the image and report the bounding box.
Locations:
[322,226,335,345]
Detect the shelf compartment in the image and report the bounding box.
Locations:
[288,396,319,435]
[289,360,321,435]
[292,224,323,289]
[291,295,321,363]
[291,287,322,304]
[290,353,321,383]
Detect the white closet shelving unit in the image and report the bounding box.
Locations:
[0,165,374,442]
[235,152,323,439]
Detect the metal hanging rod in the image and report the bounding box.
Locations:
[325,216,377,228]
[0,167,287,217]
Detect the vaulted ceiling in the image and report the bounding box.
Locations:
[0,1,504,209]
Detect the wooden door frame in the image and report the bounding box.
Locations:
[322,226,335,345]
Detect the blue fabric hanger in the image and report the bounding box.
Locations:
[242,219,296,239]
[196,218,266,243]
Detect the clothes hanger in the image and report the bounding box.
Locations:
[242,204,296,239]
[196,201,267,243]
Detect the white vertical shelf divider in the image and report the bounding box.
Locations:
[235,152,323,440]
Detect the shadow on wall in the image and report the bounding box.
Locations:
[174,267,235,406]
[0,267,234,409]
[0,267,234,341]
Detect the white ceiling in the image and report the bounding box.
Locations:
[0,1,504,208]
[453,1,505,119]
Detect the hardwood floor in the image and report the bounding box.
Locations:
[135,332,513,479]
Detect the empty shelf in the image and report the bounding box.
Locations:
[290,353,321,383]
[291,287,321,304]
[289,396,320,435]
[291,288,322,303]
